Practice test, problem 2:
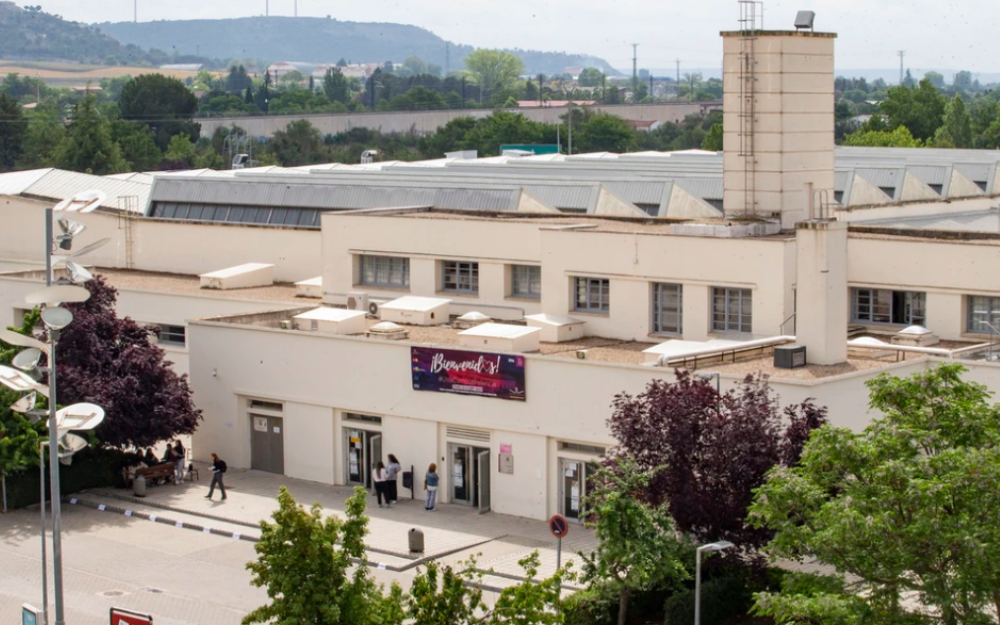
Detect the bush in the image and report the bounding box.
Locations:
[2,448,135,510]
[663,567,785,625]
[563,582,618,625]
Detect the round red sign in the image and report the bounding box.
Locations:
[548,514,569,538]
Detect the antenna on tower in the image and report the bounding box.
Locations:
[631,43,638,103]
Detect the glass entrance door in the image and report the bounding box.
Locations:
[450,444,471,504]
[560,459,594,521]
[345,429,381,489]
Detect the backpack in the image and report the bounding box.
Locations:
[218,460,227,473]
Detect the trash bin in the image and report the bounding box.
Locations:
[408,527,424,553]
[133,475,147,497]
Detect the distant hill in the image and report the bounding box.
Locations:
[98,16,619,76]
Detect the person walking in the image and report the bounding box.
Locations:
[424,462,439,511]
[206,453,227,500]
[385,454,401,507]
[373,461,387,508]
[173,440,186,485]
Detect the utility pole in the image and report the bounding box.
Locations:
[294,0,297,17]
[649,73,654,101]
[632,43,638,103]
[133,0,137,22]
[537,73,544,106]
[898,50,905,85]
[265,0,269,17]
[445,43,450,76]
[675,58,680,85]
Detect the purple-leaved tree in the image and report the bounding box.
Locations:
[52,276,201,449]
[608,370,826,557]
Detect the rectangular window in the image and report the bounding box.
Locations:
[712,287,752,333]
[574,277,610,314]
[558,442,607,455]
[359,255,410,288]
[248,399,283,412]
[851,289,926,326]
[967,296,1000,334]
[344,413,383,425]
[510,265,541,299]
[652,283,683,334]
[158,324,186,347]
[442,261,479,293]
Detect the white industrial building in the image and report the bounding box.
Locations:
[2,27,1000,521]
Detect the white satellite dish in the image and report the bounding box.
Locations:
[53,190,106,214]
[25,285,91,306]
[0,364,39,392]
[9,391,37,414]
[0,328,49,354]
[56,402,105,432]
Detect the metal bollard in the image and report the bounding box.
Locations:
[133,475,147,497]
[408,527,424,553]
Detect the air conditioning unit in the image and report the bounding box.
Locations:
[774,345,807,369]
[346,291,369,312]
[278,320,292,330]
[368,301,380,317]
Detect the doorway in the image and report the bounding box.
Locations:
[559,458,595,521]
[344,428,382,489]
[250,414,285,474]
[448,444,491,513]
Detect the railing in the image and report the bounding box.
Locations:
[982,321,1000,361]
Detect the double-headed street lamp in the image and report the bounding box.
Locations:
[0,190,108,625]
[695,540,735,625]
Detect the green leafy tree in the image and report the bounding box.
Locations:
[577,67,604,88]
[323,67,350,105]
[701,122,723,151]
[111,119,162,171]
[490,551,569,625]
[0,91,26,171]
[843,125,922,147]
[750,364,1000,625]
[464,49,525,101]
[923,70,945,89]
[933,94,973,148]
[56,94,127,174]
[0,310,46,481]
[405,558,485,625]
[402,55,428,76]
[244,486,386,625]
[460,111,546,157]
[953,70,973,92]
[18,102,65,169]
[270,119,326,166]
[878,78,946,142]
[575,112,637,153]
[162,134,198,168]
[118,74,200,150]
[580,458,691,625]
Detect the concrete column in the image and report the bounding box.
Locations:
[795,220,848,365]
[683,284,711,341]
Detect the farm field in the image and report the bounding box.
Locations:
[0,60,214,86]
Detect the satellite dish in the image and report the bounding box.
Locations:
[25,285,90,306]
[0,364,39,392]
[41,307,74,331]
[64,261,94,284]
[12,348,43,372]
[0,328,49,354]
[53,190,106,214]
[56,402,105,431]
[9,391,37,414]
[59,432,90,456]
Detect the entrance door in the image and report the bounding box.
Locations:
[477,449,491,514]
[250,414,285,474]
[450,444,471,504]
[345,429,381,489]
[560,459,594,521]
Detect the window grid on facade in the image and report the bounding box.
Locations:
[652,283,683,334]
[359,255,410,288]
[712,287,752,333]
[574,277,610,313]
[968,296,1000,334]
[851,289,926,326]
[442,261,479,293]
[510,265,541,299]
[158,324,186,346]
[150,202,321,229]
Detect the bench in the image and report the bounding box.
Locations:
[136,463,176,485]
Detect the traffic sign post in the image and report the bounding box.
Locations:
[22,604,41,625]
[548,514,570,570]
[110,607,153,625]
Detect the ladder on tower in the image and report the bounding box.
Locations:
[737,1,763,217]
[117,196,138,269]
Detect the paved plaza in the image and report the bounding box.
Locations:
[1,463,595,624]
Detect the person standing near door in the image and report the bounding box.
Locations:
[373,461,388,508]
[385,454,401,507]
[424,463,439,511]
[173,440,186,485]
[206,453,227,500]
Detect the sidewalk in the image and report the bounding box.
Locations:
[83,463,595,585]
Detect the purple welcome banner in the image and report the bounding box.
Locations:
[411,346,526,401]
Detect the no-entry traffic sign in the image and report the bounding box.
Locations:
[548,514,569,538]
[110,607,153,625]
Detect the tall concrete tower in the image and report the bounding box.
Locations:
[721,29,837,228]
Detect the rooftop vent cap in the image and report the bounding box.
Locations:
[453,311,492,329]
[366,321,410,341]
[794,10,815,30]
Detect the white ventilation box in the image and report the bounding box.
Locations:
[379,296,451,326]
[199,263,274,290]
[295,276,322,298]
[525,313,586,343]
[458,323,541,353]
[293,307,366,334]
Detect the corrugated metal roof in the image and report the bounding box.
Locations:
[906,166,949,186]
[18,169,150,212]
[857,209,1000,233]
[521,184,598,210]
[0,168,54,196]
[674,177,723,200]
[954,163,992,183]
[601,180,670,204]
[834,170,852,191]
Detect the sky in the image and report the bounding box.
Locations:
[46,0,995,75]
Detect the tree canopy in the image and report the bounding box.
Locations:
[464,49,524,101]
[0,91,25,171]
[878,79,947,142]
[118,74,200,150]
[56,94,127,175]
[751,364,1000,625]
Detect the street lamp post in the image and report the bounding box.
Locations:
[695,541,734,625]
[697,372,721,395]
